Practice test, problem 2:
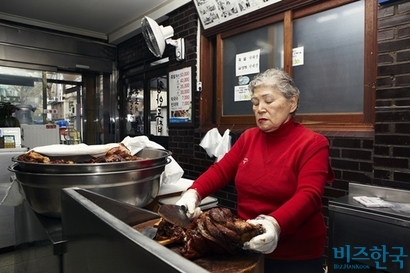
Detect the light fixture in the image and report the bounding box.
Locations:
[141,16,185,61]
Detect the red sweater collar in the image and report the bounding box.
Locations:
[264,117,298,139]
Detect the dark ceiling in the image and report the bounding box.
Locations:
[0,0,190,44]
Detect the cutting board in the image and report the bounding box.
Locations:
[132,219,264,273]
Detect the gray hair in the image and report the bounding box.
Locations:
[248,68,300,99]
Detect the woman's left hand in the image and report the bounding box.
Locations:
[243,215,281,254]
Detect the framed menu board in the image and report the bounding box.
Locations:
[168,63,195,127]
[193,0,282,30]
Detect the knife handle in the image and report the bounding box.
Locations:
[179,205,187,212]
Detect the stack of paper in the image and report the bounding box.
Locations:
[353,196,392,208]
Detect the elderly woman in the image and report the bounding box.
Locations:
[176,68,334,272]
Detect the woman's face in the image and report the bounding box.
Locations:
[251,86,298,133]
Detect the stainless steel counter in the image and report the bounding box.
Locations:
[61,188,210,273]
[328,183,410,273]
[11,184,262,273]
[9,179,196,273]
[0,147,28,250]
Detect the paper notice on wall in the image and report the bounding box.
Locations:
[234,85,251,102]
[353,196,393,208]
[292,46,304,66]
[236,49,260,76]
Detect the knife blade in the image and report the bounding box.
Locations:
[140,226,157,239]
[158,204,191,229]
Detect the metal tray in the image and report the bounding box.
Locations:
[12,147,171,174]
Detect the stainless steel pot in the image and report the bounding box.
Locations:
[8,159,168,218]
[12,148,171,174]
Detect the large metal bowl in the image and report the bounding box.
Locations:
[12,148,171,174]
[8,160,168,218]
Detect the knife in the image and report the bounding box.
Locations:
[158,204,191,229]
[141,226,157,239]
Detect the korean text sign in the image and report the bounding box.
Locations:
[168,66,192,125]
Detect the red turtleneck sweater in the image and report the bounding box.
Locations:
[190,119,334,260]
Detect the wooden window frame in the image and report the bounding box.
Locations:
[199,0,377,132]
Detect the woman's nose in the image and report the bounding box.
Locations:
[257,103,266,113]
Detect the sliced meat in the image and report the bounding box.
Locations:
[17,151,50,163]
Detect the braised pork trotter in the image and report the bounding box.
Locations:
[180,207,264,259]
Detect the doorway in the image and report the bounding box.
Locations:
[122,67,169,149]
[0,66,111,147]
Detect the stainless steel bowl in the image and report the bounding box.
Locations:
[8,160,168,218]
[12,148,171,174]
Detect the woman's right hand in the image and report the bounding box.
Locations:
[175,189,202,219]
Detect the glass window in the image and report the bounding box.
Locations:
[125,80,145,136]
[292,1,364,114]
[218,21,284,120]
[123,69,168,139]
[209,0,375,129]
[0,66,83,144]
[0,67,44,123]
[46,72,82,82]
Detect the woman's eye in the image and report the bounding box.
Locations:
[251,99,259,106]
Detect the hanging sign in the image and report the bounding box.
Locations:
[193,0,282,30]
[168,65,194,126]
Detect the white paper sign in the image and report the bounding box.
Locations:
[168,66,192,124]
[234,85,251,102]
[236,49,260,76]
[292,47,304,66]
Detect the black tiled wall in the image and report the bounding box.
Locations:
[374,1,410,190]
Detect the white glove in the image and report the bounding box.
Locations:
[243,215,281,254]
[175,189,202,219]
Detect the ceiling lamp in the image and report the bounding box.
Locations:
[141,16,185,61]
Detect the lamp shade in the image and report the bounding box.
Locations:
[141,16,174,58]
